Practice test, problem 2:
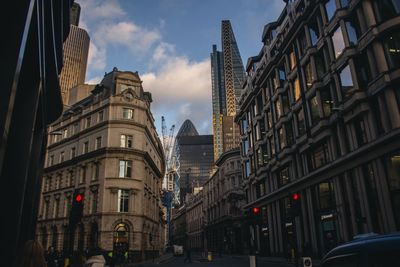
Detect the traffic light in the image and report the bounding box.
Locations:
[291,193,301,216]
[69,190,84,228]
[252,207,260,216]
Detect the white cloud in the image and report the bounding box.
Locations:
[78,0,126,21]
[87,42,106,71]
[86,76,103,84]
[142,52,212,134]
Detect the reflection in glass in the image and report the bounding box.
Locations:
[294,77,301,101]
[373,0,400,23]
[346,19,360,45]
[310,95,320,125]
[340,65,354,99]
[332,27,345,58]
[304,62,314,89]
[325,0,337,21]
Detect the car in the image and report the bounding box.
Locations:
[319,232,400,267]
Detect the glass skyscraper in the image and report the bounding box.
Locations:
[211,20,245,161]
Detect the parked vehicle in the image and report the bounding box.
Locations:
[319,232,400,267]
[173,245,183,256]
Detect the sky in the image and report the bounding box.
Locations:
[78,0,286,135]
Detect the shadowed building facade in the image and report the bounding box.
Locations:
[36,68,165,261]
[237,0,400,258]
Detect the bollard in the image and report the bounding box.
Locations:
[249,255,257,267]
[208,252,212,261]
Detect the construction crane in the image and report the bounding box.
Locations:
[160,116,176,248]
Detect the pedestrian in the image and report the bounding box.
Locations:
[17,240,47,267]
[183,246,192,263]
[85,247,106,267]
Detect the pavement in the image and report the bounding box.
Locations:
[121,252,321,267]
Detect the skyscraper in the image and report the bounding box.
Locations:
[59,3,90,105]
[174,120,214,203]
[211,20,245,161]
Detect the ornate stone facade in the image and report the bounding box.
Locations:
[36,68,165,261]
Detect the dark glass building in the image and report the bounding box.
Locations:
[237,0,400,259]
[0,1,74,266]
[174,120,214,203]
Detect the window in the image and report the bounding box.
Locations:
[49,155,54,166]
[297,108,306,136]
[315,48,327,79]
[92,163,100,181]
[91,191,98,214]
[289,51,296,70]
[43,200,49,219]
[339,0,350,7]
[317,181,335,210]
[71,147,76,158]
[310,95,320,125]
[354,116,368,146]
[83,141,89,154]
[285,122,294,146]
[339,65,354,98]
[118,189,129,212]
[53,199,59,218]
[282,92,290,115]
[95,137,102,149]
[79,166,86,184]
[63,128,68,139]
[332,26,345,58]
[60,151,65,163]
[304,62,314,89]
[278,63,286,84]
[293,77,301,101]
[354,51,372,88]
[86,117,91,128]
[308,141,330,171]
[98,111,104,122]
[123,108,134,119]
[309,16,321,46]
[269,136,275,156]
[362,163,383,233]
[245,160,251,178]
[345,18,360,46]
[325,0,337,22]
[299,30,308,56]
[119,160,132,178]
[383,32,400,69]
[321,86,333,117]
[266,110,272,128]
[120,134,133,148]
[373,0,400,23]
[278,127,285,149]
[275,99,282,119]
[73,123,79,135]
[278,167,290,187]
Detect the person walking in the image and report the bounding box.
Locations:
[183,246,192,263]
[46,246,57,267]
[17,240,47,267]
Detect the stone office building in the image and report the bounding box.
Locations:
[36,68,165,261]
[204,148,246,254]
[237,0,400,258]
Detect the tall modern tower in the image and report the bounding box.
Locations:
[59,3,90,105]
[211,20,245,161]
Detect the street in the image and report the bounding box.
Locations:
[133,253,296,267]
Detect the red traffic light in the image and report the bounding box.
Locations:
[293,193,299,201]
[252,207,260,214]
[75,194,83,202]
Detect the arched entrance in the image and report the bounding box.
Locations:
[113,223,129,262]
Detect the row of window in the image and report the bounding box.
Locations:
[48,134,134,167]
[51,107,134,144]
